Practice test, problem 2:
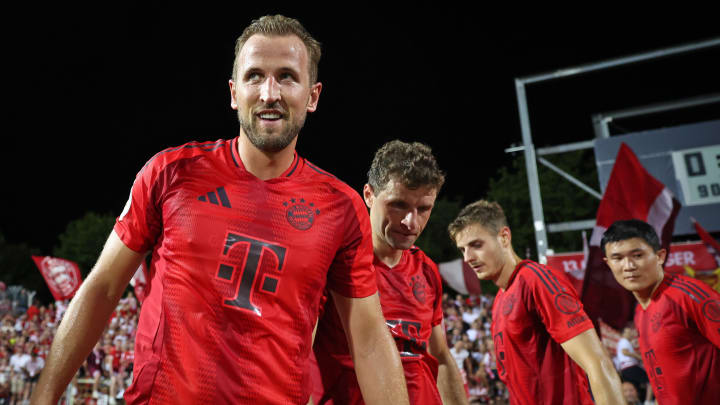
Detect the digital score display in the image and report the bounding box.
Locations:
[672,145,720,206]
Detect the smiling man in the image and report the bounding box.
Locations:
[313,141,467,404]
[449,200,623,405]
[31,15,408,405]
[602,219,720,405]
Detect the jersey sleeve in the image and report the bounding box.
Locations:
[114,155,165,253]
[675,276,720,348]
[325,190,377,298]
[523,262,594,344]
[427,259,444,328]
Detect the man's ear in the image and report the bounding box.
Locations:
[498,226,511,248]
[362,184,374,209]
[656,248,667,266]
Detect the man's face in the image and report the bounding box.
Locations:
[229,34,321,152]
[454,223,507,282]
[364,178,437,251]
[604,237,665,296]
[622,382,639,403]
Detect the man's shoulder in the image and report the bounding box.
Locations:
[662,273,718,304]
[299,158,364,205]
[142,138,231,173]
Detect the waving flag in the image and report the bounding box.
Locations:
[31,255,83,301]
[438,258,482,295]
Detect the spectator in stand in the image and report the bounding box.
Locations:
[23,350,44,403]
[614,326,651,403]
[466,319,483,342]
[622,381,642,405]
[450,340,470,373]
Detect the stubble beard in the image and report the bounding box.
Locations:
[239,109,304,153]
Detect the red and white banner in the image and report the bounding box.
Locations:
[130,262,148,303]
[438,258,482,295]
[549,241,718,278]
[581,143,681,331]
[31,255,83,301]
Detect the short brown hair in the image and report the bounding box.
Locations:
[448,200,507,240]
[367,140,445,193]
[231,15,322,84]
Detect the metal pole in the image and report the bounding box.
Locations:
[515,79,549,264]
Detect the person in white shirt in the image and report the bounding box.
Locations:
[613,327,652,403]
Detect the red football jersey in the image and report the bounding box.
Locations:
[114,138,377,404]
[634,273,720,405]
[491,260,594,405]
[313,247,444,404]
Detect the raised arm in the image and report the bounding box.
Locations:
[428,322,468,405]
[560,329,625,405]
[331,291,409,405]
[31,231,144,405]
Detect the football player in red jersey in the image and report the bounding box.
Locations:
[32,15,409,405]
[313,141,467,404]
[450,200,624,405]
[602,219,720,405]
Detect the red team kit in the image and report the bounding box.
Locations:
[115,138,377,403]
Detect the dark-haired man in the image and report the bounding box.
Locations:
[602,219,720,405]
[314,140,467,404]
[450,200,624,405]
[32,15,408,405]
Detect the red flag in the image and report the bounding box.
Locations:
[691,217,720,267]
[130,261,148,303]
[31,256,83,301]
[581,143,681,330]
[438,258,482,295]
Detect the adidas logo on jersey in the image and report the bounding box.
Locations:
[198,187,231,208]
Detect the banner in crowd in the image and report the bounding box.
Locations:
[31,255,83,301]
[130,262,148,303]
[580,143,681,331]
[438,258,482,295]
[549,241,718,276]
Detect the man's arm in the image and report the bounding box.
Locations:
[427,323,468,405]
[331,291,409,405]
[31,231,144,405]
[560,329,625,405]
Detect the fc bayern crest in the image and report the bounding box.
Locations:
[409,276,427,303]
[31,256,83,300]
[284,198,320,231]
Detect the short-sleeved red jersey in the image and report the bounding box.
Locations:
[634,273,720,405]
[114,138,377,404]
[491,260,594,405]
[313,247,444,404]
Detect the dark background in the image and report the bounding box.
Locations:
[3,3,720,253]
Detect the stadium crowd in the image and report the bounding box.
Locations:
[0,283,138,405]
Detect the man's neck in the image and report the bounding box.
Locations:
[237,132,297,180]
[495,251,522,291]
[635,272,664,310]
[374,239,404,268]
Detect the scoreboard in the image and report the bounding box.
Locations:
[595,119,720,235]
[672,145,720,206]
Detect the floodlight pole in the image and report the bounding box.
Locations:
[515,79,549,263]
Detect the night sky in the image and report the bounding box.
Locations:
[4,4,720,253]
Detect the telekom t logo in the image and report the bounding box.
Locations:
[216,232,287,316]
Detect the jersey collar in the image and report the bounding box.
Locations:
[230,136,305,179]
